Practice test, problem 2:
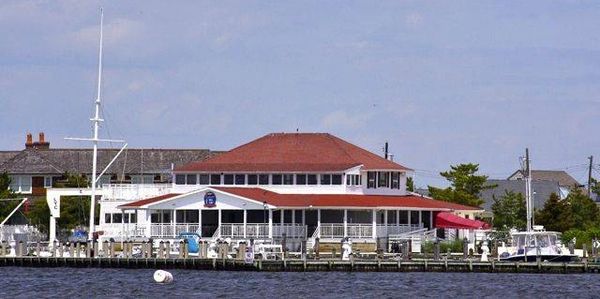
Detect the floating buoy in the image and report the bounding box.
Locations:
[153,270,173,283]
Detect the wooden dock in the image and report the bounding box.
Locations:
[1,257,599,273]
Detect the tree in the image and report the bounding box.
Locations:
[567,188,600,230]
[406,177,415,192]
[0,172,19,223]
[491,190,526,230]
[428,163,494,207]
[591,178,600,197]
[535,193,573,232]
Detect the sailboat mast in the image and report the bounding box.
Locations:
[525,148,532,232]
[89,8,104,240]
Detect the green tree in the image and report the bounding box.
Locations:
[491,190,526,230]
[535,193,574,232]
[406,177,415,192]
[567,188,600,230]
[428,163,494,207]
[591,178,600,197]
[0,172,19,223]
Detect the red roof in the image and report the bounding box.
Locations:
[215,187,479,210]
[120,187,479,211]
[119,193,182,208]
[175,133,411,172]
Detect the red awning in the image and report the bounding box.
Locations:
[435,212,490,229]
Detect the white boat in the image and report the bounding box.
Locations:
[499,149,577,262]
[499,227,576,262]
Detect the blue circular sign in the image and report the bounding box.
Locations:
[204,191,217,208]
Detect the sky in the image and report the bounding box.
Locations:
[1,1,599,188]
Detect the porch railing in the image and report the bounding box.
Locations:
[149,224,200,238]
[376,224,423,237]
[319,223,374,239]
[216,223,306,239]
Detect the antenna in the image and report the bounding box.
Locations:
[524,148,533,232]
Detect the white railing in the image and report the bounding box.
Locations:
[0,225,45,242]
[318,223,374,239]
[273,224,306,239]
[216,223,305,239]
[103,183,173,201]
[317,224,425,240]
[148,223,200,238]
[98,224,146,239]
[376,224,422,237]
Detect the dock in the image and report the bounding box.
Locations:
[1,257,599,273]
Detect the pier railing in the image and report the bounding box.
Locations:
[216,224,306,239]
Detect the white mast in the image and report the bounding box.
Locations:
[525,148,532,232]
[65,8,125,241]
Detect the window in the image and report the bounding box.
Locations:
[123,213,130,224]
[162,211,171,223]
[44,176,52,188]
[272,174,282,185]
[112,213,123,223]
[321,174,331,185]
[104,213,111,224]
[296,174,307,185]
[283,174,293,185]
[176,210,185,223]
[151,213,160,223]
[248,174,258,185]
[210,174,221,185]
[199,174,209,185]
[130,213,137,223]
[186,174,197,185]
[391,172,400,189]
[307,174,317,185]
[332,174,342,185]
[259,174,269,185]
[175,174,186,185]
[224,174,234,185]
[235,174,246,185]
[367,172,376,189]
[378,172,390,188]
[347,175,361,186]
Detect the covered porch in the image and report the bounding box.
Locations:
[112,188,445,243]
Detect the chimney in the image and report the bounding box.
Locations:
[32,132,50,150]
[25,133,33,149]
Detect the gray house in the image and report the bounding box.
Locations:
[0,133,219,196]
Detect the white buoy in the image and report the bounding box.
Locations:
[153,270,173,283]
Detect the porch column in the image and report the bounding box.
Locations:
[396,210,399,226]
[171,209,176,238]
[280,209,284,226]
[121,210,125,241]
[218,209,222,228]
[430,212,433,230]
[418,211,422,228]
[291,210,296,224]
[371,209,377,239]
[317,209,321,238]
[343,209,348,237]
[243,209,247,238]
[268,209,273,238]
[302,210,306,225]
[407,210,411,226]
[383,210,388,237]
[198,208,202,237]
[146,211,152,238]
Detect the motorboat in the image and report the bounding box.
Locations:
[499,227,577,262]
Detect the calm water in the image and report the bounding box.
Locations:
[0,267,598,298]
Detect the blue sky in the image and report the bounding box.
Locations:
[1,1,599,187]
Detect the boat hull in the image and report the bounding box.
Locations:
[500,254,578,263]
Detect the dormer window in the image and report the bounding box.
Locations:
[272,174,283,185]
[283,174,294,185]
[296,174,307,185]
[210,174,221,185]
[248,174,258,185]
[321,174,331,185]
[307,174,318,185]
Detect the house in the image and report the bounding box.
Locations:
[508,169,580,195]
[97,132,483,250]
[479,179,563,212]
[0,133,218,196]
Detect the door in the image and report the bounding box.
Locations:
[31,176,45,196]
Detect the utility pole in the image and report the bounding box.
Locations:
[588,155,594,198]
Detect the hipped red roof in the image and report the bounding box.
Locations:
[175,133,411,172]
[435,212,490,229]
[119,187,480,211]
